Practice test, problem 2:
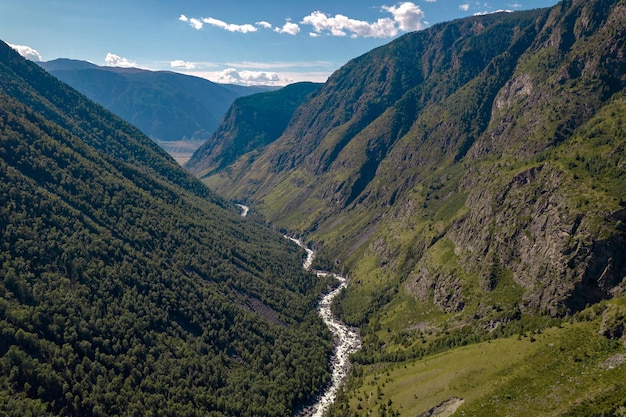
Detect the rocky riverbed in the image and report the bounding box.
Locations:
[287,238,361,417]
[238,206,361,416]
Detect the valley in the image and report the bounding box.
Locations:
[38,59,277,163]
[0,42,332,417]
[2,0,626,415]
[287,238,362,417]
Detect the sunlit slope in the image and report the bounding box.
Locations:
[202,0,625,319]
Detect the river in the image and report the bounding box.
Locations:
[286,238,361,417]
[237,205,361,416]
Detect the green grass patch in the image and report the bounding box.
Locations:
[343,318,626,416]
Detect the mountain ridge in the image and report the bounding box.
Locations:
[185,81,322,177]
[192,3,626,412]
[38,58,277,162]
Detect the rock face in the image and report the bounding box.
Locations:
[418,397,465,417]
[197,0,626,319]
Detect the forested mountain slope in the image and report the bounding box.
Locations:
[199,1,626,413]
[185,82,322,177]
[0,41,332,417]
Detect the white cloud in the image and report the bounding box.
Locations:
[256,21,272,29]
[201,17,257,33]
[180,2,426,39]
[473,9,513,16]
[301,11,397,38]
[170,60,197,70]
[301,2,425,38]
[9,43,42,61]
[382,2,426,32]
[459,4,470,11]
[177,61,333,85]
[179,14,203,30]
[274,21,300,35]
[199,68,293,86]
[104,53,137,68]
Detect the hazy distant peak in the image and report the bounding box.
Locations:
[38,58,100,71]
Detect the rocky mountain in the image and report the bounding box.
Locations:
[0,40,331,416]
[185,82,322,178]
[38,59,275,162]
[202,0,626,317]
[197,1,626,413]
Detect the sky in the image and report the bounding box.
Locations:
[1,0,560,86]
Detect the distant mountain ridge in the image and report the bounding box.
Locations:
[38,58,276,162]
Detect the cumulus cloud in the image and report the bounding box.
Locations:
[180,2,426,38]
[301,2,425,38]
[104,53,137,68]
[382,2,426,32]
[170,60,197,70]
[203,68,292,86]
[473,9,513,16]
[9,43,42,61]
[274,21,300,35]
[301,11,395,37]
[459,4,470,11]
[256,21,273,29]
[180,14,262,33]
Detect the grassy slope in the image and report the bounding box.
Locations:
[338,300,626,416]
[326,92,626,417]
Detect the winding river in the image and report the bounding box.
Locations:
[287,238,362,417]
[237,205,361,416]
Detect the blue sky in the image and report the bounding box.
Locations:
[1,0,559,86]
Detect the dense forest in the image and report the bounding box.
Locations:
[0,41,334,416]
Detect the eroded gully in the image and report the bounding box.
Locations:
[237,205,361,416]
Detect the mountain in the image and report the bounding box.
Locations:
[185,82,322,177]
[0,41,332,416]
[201,0,626,317]
[38,59,275,163]
[195,0,626,414]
